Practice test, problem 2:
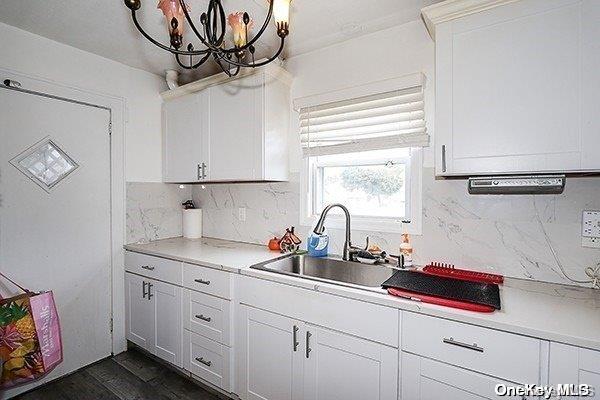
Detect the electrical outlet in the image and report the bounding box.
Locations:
[582,210,600,238]
[582,236,600,249]
[238,207,246,222]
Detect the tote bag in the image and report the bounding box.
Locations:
[0,272,62,389]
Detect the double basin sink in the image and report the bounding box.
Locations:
[251,253,397,291]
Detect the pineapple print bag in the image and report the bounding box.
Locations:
[0,272,63,389]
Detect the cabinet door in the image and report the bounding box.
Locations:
[163,92,209,182]
[125,273,154,351]
[436,0,600,175]
[303,325,398,400]
[549,343,600,399]
[208,74,263,181]
[149,279,182,367]
[401,352,526,400]
[236,306,303,400]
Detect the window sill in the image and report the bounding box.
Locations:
[300,214,422,235]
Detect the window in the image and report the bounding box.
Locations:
[296,73,427,234]
[10,136,79,193]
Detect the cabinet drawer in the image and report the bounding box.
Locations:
[125,251,182,285]
[183,289,231,346]
[183,263,231,299]
[402,312,542,384]
[183,330,231,392]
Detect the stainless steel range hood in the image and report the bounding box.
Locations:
[468,175,566,195]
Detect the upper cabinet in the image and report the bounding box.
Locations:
[423,0,600,176]
[162,65,292,183]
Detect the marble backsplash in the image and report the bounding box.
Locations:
[126,182,191,244]
[190,170,600,287]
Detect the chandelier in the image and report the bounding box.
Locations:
[124,0,291,76]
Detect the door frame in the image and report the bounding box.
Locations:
[0,66,127,355]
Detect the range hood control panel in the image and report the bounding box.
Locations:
[468,175,566,194]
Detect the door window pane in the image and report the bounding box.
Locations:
[10,137,79,192]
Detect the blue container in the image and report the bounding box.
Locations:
[307,231,329,257]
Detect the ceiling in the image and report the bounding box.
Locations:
[0,0,440,82]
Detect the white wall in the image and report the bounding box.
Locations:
[0,22,165,182]
[192,20,600,287]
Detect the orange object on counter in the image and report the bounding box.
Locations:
[268,237,281,251]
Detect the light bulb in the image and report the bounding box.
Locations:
[272,0,290,37]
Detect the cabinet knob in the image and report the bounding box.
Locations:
[442,337,484,352]
[195,314,211,322]
[293,325,299,352]
[147,283,153,300]
[195,357,212,367]
[306,331,312,358]
[441,144,447,173]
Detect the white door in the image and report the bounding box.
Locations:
[0,87,112,388]
[236,306,303,400]
[150,279,182,367]
[163,92,209,183]
[125,273,153,350]
[304,325,398,400]
[401,352,525,400]
[208,74,263,181]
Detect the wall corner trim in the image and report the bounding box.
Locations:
[421,0,520,40]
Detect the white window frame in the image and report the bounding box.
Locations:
[296,73,426,235]
[300,148,422,234]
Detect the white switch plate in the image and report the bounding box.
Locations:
[238,207,246,222]
[582,210,600,248]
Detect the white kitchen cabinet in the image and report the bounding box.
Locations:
[125,272,182,367]
[151,279,183,367]
[183,329,232,392]
[162,66,291,183]
[236,305,304,400]
[401,352,525,400]
[549,343,600,399]
[208,74,263,181]
[125,273,153,350]
[429,0,600,176]
[163,91,209,183]
[303,325,398,400]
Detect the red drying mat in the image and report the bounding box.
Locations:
[423,262,504,285]
[387,287,495,313]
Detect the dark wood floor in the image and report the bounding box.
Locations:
[15,348,225,400]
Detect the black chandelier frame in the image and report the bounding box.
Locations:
[124,0,289,76]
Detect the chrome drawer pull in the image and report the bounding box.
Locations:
[147,283,154,300]
[443,337,484,353]
[195,357,212,367]
[195,314,211,322]
[141,265,155,271]
[293,325,299,352]
[194,278,211,285]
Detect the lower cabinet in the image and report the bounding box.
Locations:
[549,343,600,399]
[303,324,398,400]
[125,272,183,367]
[183,330,232,392]
[236,305,398,400]
[236,306,303,400]
[401,352,524,400]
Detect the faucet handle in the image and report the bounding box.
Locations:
[363,236,370,251]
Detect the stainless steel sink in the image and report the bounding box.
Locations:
[250,254,397,291]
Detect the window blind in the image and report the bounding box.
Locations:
[299,85,428,157]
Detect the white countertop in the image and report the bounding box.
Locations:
[125,237,283,272]
[125,237,600,352]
